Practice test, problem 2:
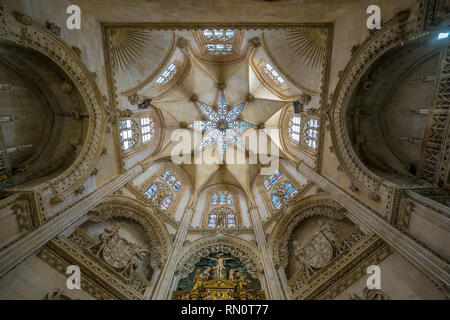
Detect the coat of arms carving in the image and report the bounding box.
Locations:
[295,232,333,269]
[89,223,148,278]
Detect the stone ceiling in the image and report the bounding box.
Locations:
[72,0,361,23]
[103,20,332,196]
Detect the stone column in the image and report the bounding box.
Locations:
[298,162,450,289]
[277,267,292,299]
[144,267,161,300]
[0,163,145,278]
[249,206,285,300]
[152,206,195,300]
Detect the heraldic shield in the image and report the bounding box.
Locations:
[301,232,333,269]
[102,233,136,269]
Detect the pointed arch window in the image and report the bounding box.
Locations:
[205,190,239,228]
[227,212,236,228]
[160,195,172,211]
[208,212,217,228]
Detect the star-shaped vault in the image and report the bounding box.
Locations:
[188,90,255,155]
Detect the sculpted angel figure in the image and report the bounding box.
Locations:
[228,268,237,281]
[121,245,148,279]
[203,266,213,281]
[208,254,232,279]
[91,223,120,256]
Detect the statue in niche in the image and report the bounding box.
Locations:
[208,254,232,279]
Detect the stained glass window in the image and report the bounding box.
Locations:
[161,170,170,180]
[264,63,285,84]
[173,180,182,192]
[144,184,158,198]
[167,175,176,186]
[140,117,154,143]
[272,194,282,210]
[219,194,226,205]
[208,208,235,229]
[281,188,290,201]
[211,193,219,205]
[156,63,176,85]
[160,195,172,211]
[265,169,284,190]
[227,194,233,205]
[227,213,235,228]
[208,213,217,228]
[119,119,135,150]
[284,182,297,197]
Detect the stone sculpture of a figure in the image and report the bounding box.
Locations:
[208,254,232,279]
[91,223,120,256]
[318,219,345,254]
[122,245,148,279]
